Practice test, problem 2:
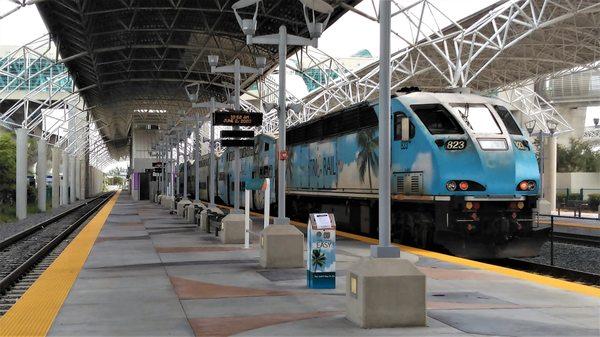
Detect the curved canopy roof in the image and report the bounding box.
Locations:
[37,0,359,158]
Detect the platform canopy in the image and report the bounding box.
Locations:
[36,0,359,158]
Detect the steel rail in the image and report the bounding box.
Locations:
[0,192,115,294]
[500,259,599,287]
[552,232,600,247]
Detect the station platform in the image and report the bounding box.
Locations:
[0,191,598,337]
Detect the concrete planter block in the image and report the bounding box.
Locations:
[220,213,247,244]
[346,258,426,328]
[177,199,192,217]
[200,206,223,231]
[186,202,205,224]
[259,225,304,268]
[537,199,551,215]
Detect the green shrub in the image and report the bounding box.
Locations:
[588,194,600,210]
[0,133,16,205]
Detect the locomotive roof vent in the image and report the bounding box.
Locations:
[396,86,421,95]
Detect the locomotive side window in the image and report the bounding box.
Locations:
[494,105,522,135]
[451,104,502,134]
[410,104,464,135]
[264,142,269,151]
[393,112,415,140]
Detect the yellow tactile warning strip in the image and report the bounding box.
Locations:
[221,204,600,299]
[0,191,120,337]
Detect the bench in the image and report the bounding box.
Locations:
[558,200,588,217]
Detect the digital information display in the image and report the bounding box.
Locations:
[213,110,263,126]
[220,130,255,138]
[221,139,254,147]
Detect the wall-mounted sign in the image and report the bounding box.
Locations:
[213,110,263,126]
[221,130,255,138]
[307,213,336,289]
[221,139,254,147]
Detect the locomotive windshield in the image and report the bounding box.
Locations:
[410,104,464,135]
[451,104,502,134]
[494,105,523,135]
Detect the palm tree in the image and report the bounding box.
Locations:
[357,129,378,190]
[311,249,327,271]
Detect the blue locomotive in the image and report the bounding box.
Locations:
[184,90,547,259]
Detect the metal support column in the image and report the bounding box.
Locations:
[183,124,189,200]
[233,59,241,212]
[176,136,180,197]
[372,0,399,258]
[15,128,28,220]
[75,157,81,200]
[276,25,288,224]
[51,146,60,208]
[37,138,47,212]
[209,98,216,207]
[194,113,201,202]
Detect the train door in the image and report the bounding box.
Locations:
[140,173,150,200]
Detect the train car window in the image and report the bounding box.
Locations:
[264,142,269,151]
[410,104,464,135]
[393,112,415,140]
[494,105,522,135]
[451,104,501,134]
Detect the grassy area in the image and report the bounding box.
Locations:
[0,200,53,224]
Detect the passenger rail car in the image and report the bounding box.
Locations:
[182,91,548,259]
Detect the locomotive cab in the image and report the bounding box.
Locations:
[390,92,547,258]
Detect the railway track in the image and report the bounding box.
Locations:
[497,258,599,287]
[552,232,600,247]
[0,192,114,315]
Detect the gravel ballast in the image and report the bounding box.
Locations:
[521,240,600,275]
[0,199,89,241]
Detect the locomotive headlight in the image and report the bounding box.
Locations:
[518,181,529,191]
[517,201,525,209]
[446,181,457,191]
[527,181,536,190]
[459,181,469,191]
[465,202,473,210]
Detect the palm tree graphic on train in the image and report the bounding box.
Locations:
[357,129,378,190]
[311,249,327,271]
[285,146,295,180]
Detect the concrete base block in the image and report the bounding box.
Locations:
[162,196,175,210]
[537,199,552,215]
[185,202,206,224]
[177,199,192,217]
[259,225,304,268]
[220,213,246,244]
[199,206,223,231]
[346,258,426,328]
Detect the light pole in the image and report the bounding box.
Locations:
[189,95,231,207]
[232,0,332,223]
[207,55,266,212]
[525,119,558,205]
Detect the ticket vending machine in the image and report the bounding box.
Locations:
[307,213,336,289]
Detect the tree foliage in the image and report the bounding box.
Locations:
[557,139,600,172]
[0,133,16,204]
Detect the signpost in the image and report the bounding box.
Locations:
[243,178,271,248]
[307,213,336,289]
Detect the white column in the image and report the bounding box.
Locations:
[15,128,28,220]
[37,138,47,212]
[75,157,81,200]
[80,159,86,199]
[544,136,558,211]
[51,147,61,208]
[69,155,76,203]
[209,99,216,207]
[61,151,69,205]
[176,137,180,196]
[233,59,241,212]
